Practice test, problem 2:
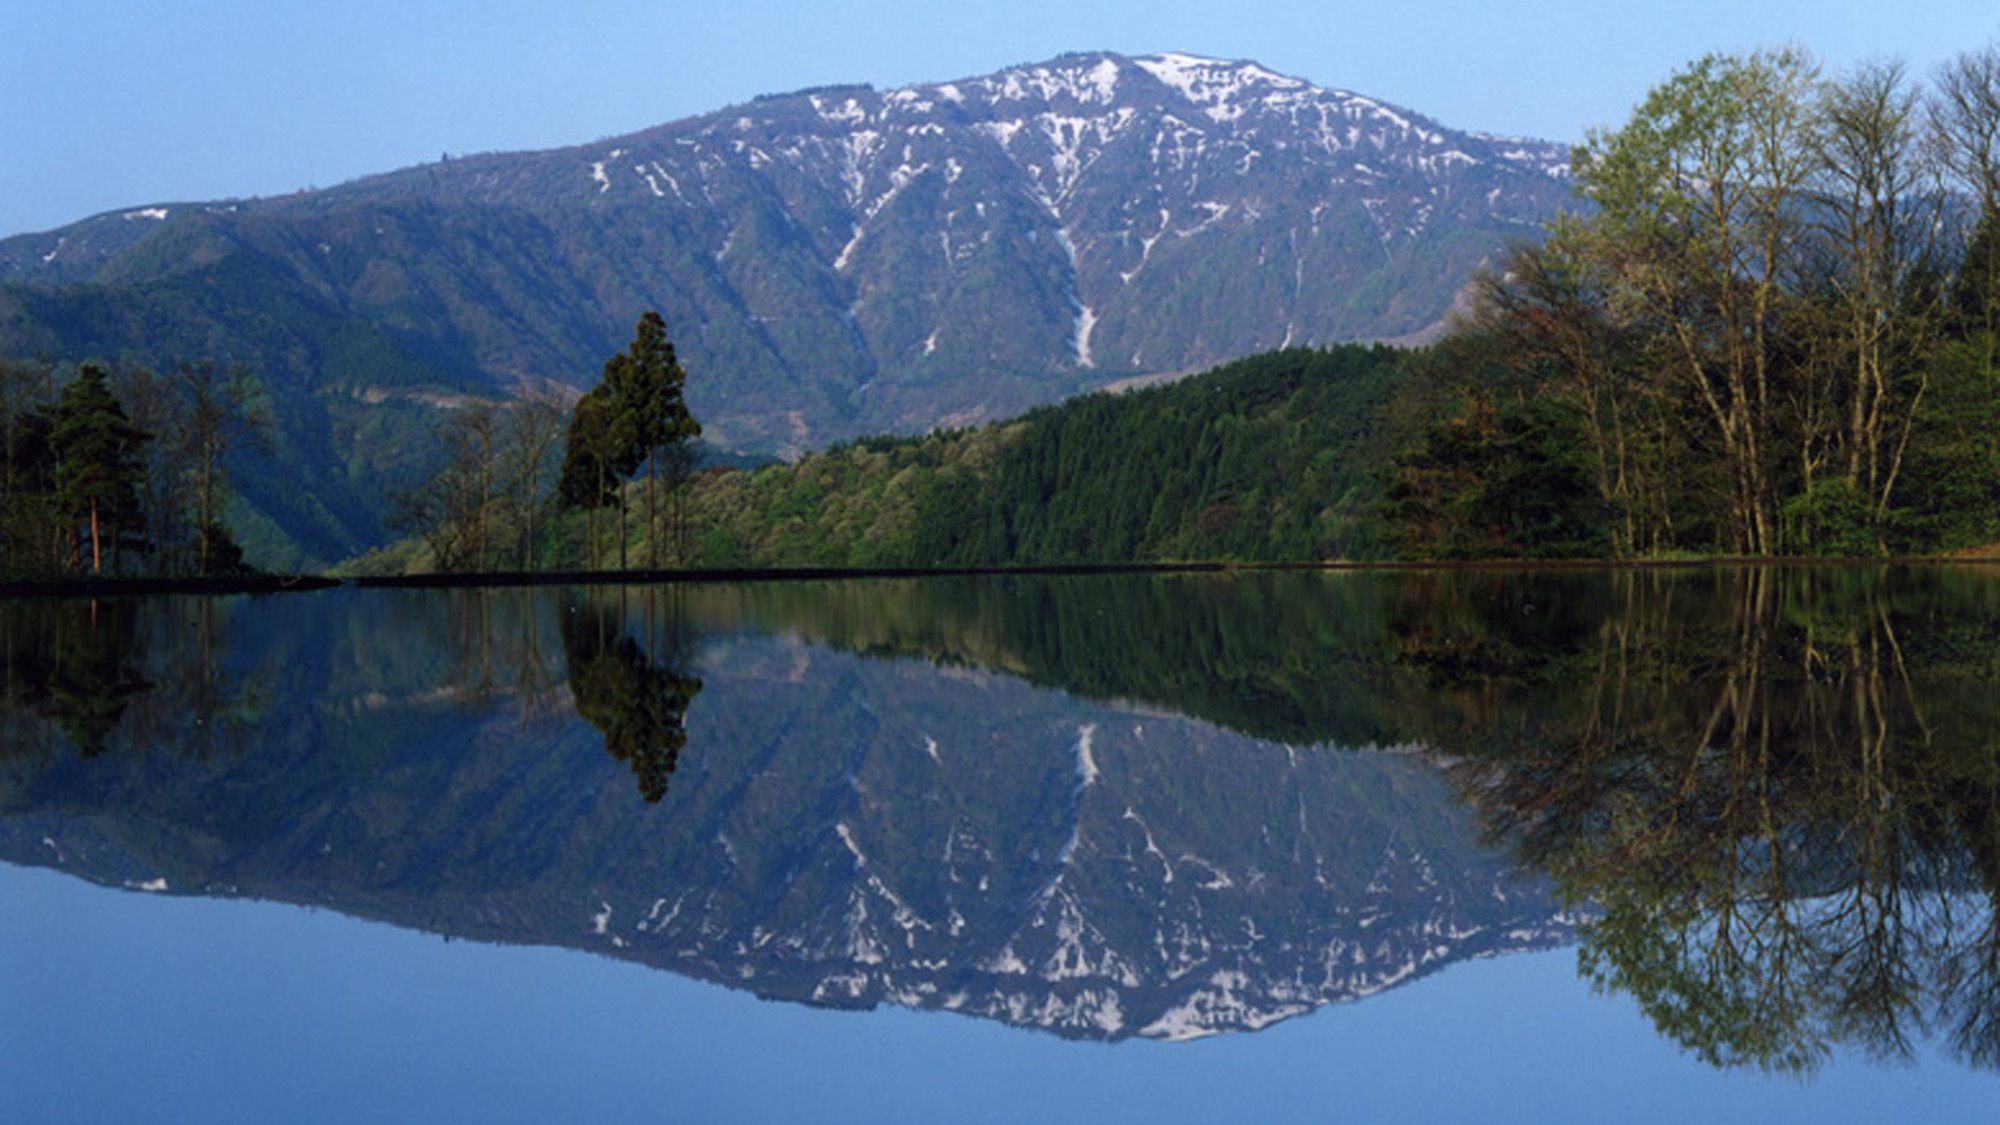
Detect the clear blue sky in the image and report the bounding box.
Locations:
[3,0,1996,239]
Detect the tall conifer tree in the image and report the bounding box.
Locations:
[49,365,150,575]
[558,312,699,569]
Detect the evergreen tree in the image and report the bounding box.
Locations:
[0,359,59,576]
[613,311,701,566]
[48,365,151,575]
[560,595,703,803]
[1381,393,1612,561]
[558,312,700,569]
[1945,205,2000,349]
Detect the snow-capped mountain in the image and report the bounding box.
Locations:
[0,51,1570,561]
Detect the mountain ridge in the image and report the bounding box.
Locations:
[0,51,1571,565]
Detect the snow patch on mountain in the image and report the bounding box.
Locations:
[1051,228,1095,367]
[1075,306,1098,369]
[1134,52,1307,123]
[0,48,1576,466]
[1073,723,1101,786]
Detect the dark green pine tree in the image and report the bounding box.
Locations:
[0,372,59,577]
[1946,204,2000,349]
[558,312,701,570]
[615,311,701,567]
[49,365,151,575]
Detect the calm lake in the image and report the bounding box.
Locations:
[5,568,2000,1122]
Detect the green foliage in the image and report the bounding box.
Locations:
[1381,393,1612,561]
[1,598,152,755]
[0,575,1567,1050]
[11,567,2000,1067]
[2,55,1585,564]
[1946,206,2000,342]
[560,594,702,802]
[1888,335,2000,551]
[555,311,703,570]
[0,242,496,569]
[1781,478,1879,557]
[1399,566,2000,1074]
[0,359,60,576]
[49,365,152,574]
[669,345,1410,567]
[558,388,633,510]
[0,355,297,579]
[1411,47,2000,560]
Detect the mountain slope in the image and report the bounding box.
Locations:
[0,51,1569,564]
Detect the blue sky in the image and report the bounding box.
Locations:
[3,0,1996,239]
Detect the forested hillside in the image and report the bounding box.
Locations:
[658,345,1410,568]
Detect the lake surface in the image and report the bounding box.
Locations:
[5,568,2000,1121]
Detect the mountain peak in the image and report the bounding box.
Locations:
[1131,51,1310,106]
[897,51,1392,126]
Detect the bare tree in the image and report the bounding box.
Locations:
[1933,44,2000,211]
[1933,44,2000,354]
[171,361,270,574]
[504,387,568,571]
[391,403,503,573]
[1810,59,1948,535]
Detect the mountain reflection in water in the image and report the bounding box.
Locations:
[2,569,1999,1069]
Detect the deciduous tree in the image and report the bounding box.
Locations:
[391,403,503,573]
[504,386,568,571]
[1574,47,1821,554]
[171,361,269,575]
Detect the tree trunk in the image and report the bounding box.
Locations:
[647,451,658,569]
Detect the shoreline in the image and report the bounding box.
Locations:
[4,554,1997,599]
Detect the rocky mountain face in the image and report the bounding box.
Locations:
[0,586,1568,1041]
[0,53,1567,562]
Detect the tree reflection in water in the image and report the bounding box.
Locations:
[1,586,704,807]
[1413,567,2000,1074]
[0,596,259,760]
[5,599,150,757]
[560,589,703,803]
[7,569,2000,1070]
